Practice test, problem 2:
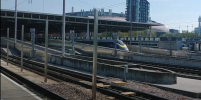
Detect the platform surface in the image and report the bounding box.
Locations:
[1,73,42,100]
[1,59,57,84]
[154,77,201,93]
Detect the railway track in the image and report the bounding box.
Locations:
[1,64,67,100]
[71,54,201,79]
[0,54,167,100]
[4,38,200,79]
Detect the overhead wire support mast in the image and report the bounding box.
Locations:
[62,0,66,57]
[14,0,17,44]
[130,0,132,46]
[44,20,48,82]
[92,8,98,100]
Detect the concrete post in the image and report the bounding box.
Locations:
[44,20,48,82]
[87,20,89,39]
[62,0,66,57]
[7,28,9,65]
[124,65,128,81]
[21,25,24,72]
[92,9,98,100]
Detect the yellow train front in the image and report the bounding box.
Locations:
[76,39,129,51]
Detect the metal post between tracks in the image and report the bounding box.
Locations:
[21,25,24,72]
[62,0,66,57]
[7,28,9,66]
[44,20,48,82]
[92,9,98,100]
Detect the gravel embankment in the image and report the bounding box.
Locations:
[100,78,200,100]
[39,82,119,100]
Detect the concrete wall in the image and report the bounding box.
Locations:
[158,41,182,50]
[50,55,176,84]
[132,54,201,69]
[70,55,129,65]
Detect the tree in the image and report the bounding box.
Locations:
[101,29,157,38]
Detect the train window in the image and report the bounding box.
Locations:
[110,43,115,48]
[117,40,125,45]
[116,45,119,49]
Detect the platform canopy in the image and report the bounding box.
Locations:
[1,9,162,33]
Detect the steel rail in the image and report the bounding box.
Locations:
[1,54,168,100]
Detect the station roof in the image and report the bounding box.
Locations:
[1,9,162,33]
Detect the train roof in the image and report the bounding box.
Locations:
[76,39,122,42]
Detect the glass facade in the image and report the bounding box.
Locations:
[194,16,201,35]
[195,27,201,34]
[126,0,150,23]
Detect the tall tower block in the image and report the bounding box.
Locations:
[199,16,201,27]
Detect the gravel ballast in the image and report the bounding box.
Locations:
[100,78,201,100]
[39,82,119,100]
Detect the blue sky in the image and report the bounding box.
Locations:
[1,0,201,32]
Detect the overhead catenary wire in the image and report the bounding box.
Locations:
[165,21,198,25]
[101,2,126,9]
[75,0,94,8]
[75,0,126,10]
[9,0,28,10]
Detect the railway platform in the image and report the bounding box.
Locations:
[152,77,201,98]
[1,59,57,84]
[154,77,201,93]
[1,73,42,100]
